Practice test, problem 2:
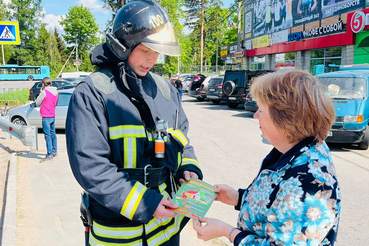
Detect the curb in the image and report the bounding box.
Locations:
[1,153,17,246]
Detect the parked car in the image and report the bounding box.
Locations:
[28,79,75,101]
[244,92,258,112]
[222,70,273,108]
[193,75,224,101]
[187,74,207,97]
[10,89,74,129]
[317,64,369,150]
[207,75,225,104]
[170,74,196,92]
[170,74,194,85]
[62,77,84,84]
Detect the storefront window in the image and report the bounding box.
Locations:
[310,48,342,75]
[275,52,295,70]
[311,50,324,58]
[251,56,265,70]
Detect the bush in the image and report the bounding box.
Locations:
[0,89,30,106]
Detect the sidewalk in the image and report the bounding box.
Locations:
[0,131,229,246]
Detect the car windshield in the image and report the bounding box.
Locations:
[318,77,367,100]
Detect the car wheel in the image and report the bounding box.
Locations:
[28,75,34,81]
[211,99,220,104]
[12,117,27,126]
[223,81,236,96]
[226,100,239,108]
[197,97,205,101]
[358,127,369,150]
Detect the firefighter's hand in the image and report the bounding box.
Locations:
[153,198,178,219]
[179,171,199,185]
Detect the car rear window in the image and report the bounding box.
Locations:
[224,72,245,87]
[209,78,224,86]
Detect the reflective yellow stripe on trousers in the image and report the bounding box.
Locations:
[89,183,184,246]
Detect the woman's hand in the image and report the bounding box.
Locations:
[214,184,239,206]
[153,198,178,220]
[179,171,199,185]
[193,217,233,241]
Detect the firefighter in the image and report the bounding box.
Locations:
[65,0,203,245]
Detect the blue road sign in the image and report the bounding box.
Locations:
[0,22,20,45]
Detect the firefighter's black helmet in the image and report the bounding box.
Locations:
[106,0,180,60]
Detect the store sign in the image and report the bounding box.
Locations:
[288,21,343,41]
[220,44,229,57]
[220,50,228,56]
[234,50,245,58]
[272,30,288,44]
[229,43,237,56]
[351,11,367,33]
[252,35,270,49]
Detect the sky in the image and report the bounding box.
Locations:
[4,0,234,34]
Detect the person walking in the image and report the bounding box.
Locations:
[36,77,59,163]
[66,1,203,245]
[175,76,184,99]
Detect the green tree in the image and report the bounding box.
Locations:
[54,28,68,64]
[160,0,187,77]
[60,5,99,70]
[100,0,124,29]
[6,0,43,65]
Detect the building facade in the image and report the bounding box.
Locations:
[221,0,369,75]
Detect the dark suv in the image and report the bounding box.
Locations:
[206,75,225,104]
[221,70,273,108]
[29,79,75,100]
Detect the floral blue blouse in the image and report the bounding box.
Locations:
[234,137,341,246]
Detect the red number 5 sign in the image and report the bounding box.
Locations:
[351,11,366,33]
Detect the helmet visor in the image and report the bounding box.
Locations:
[142,22,180,57]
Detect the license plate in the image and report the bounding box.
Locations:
[209,89,215,92]
[229,97,236,100]
[327,131,332,137]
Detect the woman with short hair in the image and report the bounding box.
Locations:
[193,70,341,245]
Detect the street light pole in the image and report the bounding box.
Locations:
[237,0,242,70]
[1,45,4,65]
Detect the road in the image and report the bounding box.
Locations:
[1,93,369,245]
[0,80,36,92]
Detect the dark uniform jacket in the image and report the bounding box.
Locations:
[66,43,202,245]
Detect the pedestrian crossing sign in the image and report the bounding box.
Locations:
[0,21,20,45]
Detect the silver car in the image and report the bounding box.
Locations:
[8,89,74,129]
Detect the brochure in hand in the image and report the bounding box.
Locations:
[167,178,217,221]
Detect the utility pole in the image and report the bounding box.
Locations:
[200,0,205,74]
[237,0,242,70]
[75,40,79,72]
[216,39,218,74]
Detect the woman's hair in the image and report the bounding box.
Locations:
[250,69,335,143]
[42,77,52,86]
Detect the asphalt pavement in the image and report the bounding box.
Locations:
[0,130,229,246]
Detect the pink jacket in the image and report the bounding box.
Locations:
[36,87,59,117]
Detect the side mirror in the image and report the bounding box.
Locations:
[30,102,36,108]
